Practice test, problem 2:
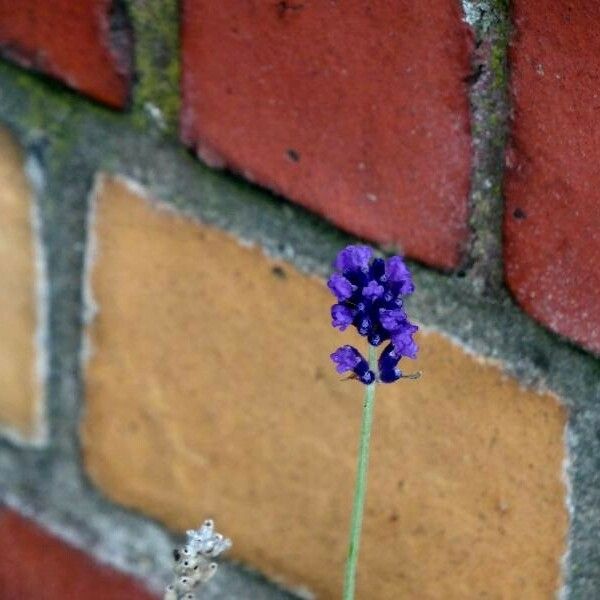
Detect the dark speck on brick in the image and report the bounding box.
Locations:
[276,1,305,18]
[513,207,527,220]
[286,148,300,162]
[271,265,287,279]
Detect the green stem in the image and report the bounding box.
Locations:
[342,344,378,600]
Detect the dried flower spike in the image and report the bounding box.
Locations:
[164,519,231,600]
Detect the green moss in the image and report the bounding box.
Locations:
[490,41,508,91]
[0,1,181,137]
[127,0,180,135]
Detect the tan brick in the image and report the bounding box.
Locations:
[0,127,44,442]
[83,175,568,599]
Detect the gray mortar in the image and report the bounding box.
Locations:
[461,0,510,295]
[0,3,598,596]
[564,408,600,599]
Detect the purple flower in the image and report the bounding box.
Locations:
[334,245,372,272]
[379,308,407,331]
[330,345,375,384]
[362,280,384,299]
[378,343,402,383]
[391,323,419,359]
[328,273,355,301]
[328,244,418,384]
[385,256,414,295]
[331,304,354,331]
[331,345,362,373]
[378,343,400,370]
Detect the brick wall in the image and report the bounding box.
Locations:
[0,1,598,598]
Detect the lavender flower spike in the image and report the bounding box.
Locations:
[330,245,421,600]
[328,244,419,383]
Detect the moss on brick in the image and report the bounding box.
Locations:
[126,0,180,134]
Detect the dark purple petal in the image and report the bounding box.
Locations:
[362,280,384,299]
[367,329,387,346]
[331,304,354,331]
[358,369,376,385]
[353,358,372,379]
[379,308,407,331]
[344,268,369,289]
[334,245,373,273]
[330,345,362,373]
[327,273,355,301]
[378,342,400,371]
[379,367,402,383]
[369,257,385,280]
[356,315,372,336]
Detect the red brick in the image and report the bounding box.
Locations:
[504,1,600,354]
[0,0,131,108]
[0,508,155,599]
[181,2,473,269]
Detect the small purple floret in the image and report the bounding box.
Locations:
[391,323,419,359]
[362,280,384,299]
[330,345,362,373]
[334,245,372,272]
[327,273,355,301]
[330,345,376,384]
[331,304,354,331]
[385,256,414,294]
[379,308,407,331]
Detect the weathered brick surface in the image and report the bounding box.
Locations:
[181,1,473,269]
[0,127,43,441]
[0,0,131,108]
[82,176,567,599]
[0,508,155,599]
[504,1,600,354]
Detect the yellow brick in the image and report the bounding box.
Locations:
[0,126,44,442]
[83,175,568,599]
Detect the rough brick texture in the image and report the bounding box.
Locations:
[0,0,131,108]
[0,127,43,441]
[0,508,155,599]
[82,176,567,599]
[181,1,473,269]
[504,1,600,354]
